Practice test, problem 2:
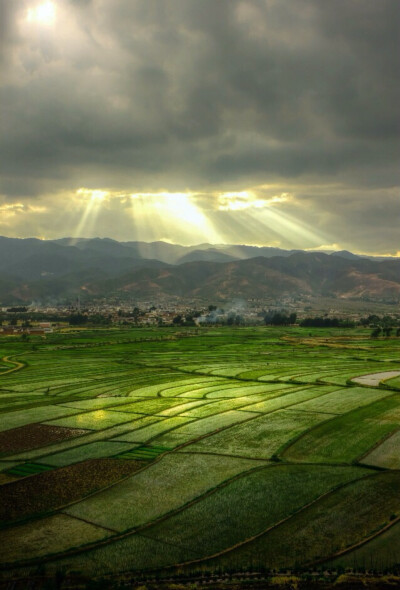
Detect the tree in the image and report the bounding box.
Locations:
[371,327,381,338]
[132,307,141,325]
[265,312,290,326]
[366,314,380,326]
[69,314,87,326]
[88,314,111,325]
[235,314,243,325]
[185,315,196,326]
[383,326,393,338]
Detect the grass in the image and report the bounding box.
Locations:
[178,396,266,417]
[35,441,137,467]
[0,458,144,525]
[5,462,54,476]
[0,405,82,432]
[142,464,369,563]
[43,529,199,577]
[294,386,394,414]
[65,452,267,531]
[325,519,400,570]
[110,398,188,414]
[5,416,163,462]
[0,513,112,564]
[361,429,400,469]
[282,395,400,463]
[115,444,171,461]
[201,471,400,571]
[154,409,259,447]
[111,416,195,443]
[60,397,140,410]
[387,376,400,389]
[239,385,337,413]
[45,409,144,430]
[184,408,330,459]
[0,326,400,574]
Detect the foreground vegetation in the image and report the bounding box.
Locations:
[0,325,400,582]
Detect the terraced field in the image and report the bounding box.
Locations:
[0,325,399,579]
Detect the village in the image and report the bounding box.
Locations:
[1,293,399,335]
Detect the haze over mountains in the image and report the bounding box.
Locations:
[0,237,399,304]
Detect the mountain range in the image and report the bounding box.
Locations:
[0,237,399,304]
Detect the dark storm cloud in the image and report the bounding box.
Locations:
[0,0,399,251]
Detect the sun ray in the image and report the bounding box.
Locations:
[252,207,327,248]
[129,192,221,246]
[214,191,330,249]
[73,189,107,239]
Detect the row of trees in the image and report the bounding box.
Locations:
[371,326,400,338]
[359,314,400,327]
[264,311,400,332]
[299,317,355,328]
[264,312,297,326]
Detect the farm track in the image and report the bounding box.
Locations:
[0,356,25,377]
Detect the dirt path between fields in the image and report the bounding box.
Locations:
[0,356,25,376]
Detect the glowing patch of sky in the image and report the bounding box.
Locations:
[128,192,221,247]
[27,2,56,25]
[217,192,289,211]
[2,185,394,255]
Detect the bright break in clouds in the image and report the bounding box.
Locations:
[0,0,399,254]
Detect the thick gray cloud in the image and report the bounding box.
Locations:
[0,0,399,252]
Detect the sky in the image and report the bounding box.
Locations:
[0,0,399,254]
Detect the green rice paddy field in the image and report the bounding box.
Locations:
[0,325,400,578]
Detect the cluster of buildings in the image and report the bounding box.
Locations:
[2,294,398,332]
[0,322,53,336]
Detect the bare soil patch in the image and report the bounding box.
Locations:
[352,371,400,387]
[0,457,143,525]
[0,423,88,455]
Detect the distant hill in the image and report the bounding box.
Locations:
[330,250,361,260]
[177,249,238,264]
[0,237,399,304]
[92,253,400,301]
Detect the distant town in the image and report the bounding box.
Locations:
[1,293,399,336]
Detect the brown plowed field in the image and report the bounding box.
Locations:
[0,458,144,525]
[0,423,89,455]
